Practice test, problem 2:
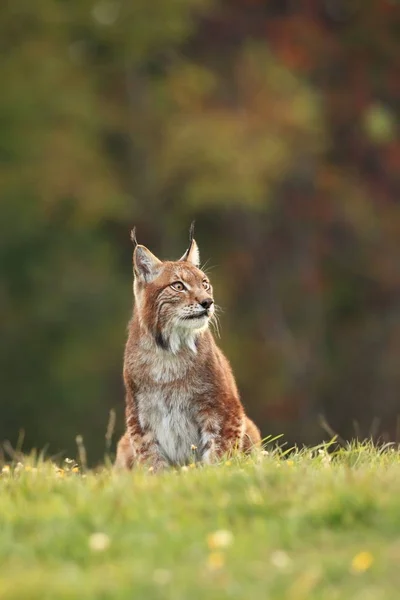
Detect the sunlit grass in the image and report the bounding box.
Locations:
[1,442,400,599]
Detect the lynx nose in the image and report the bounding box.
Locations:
[200,298,213,310]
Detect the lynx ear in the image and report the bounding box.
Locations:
[133,245,162,282]
[180,221,200,267]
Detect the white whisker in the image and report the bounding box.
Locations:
[200,258,212,272]
[201,264,219,277]
[210,313,221,338]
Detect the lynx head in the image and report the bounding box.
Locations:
[131,224,215,353]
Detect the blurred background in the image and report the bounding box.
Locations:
[1,0,399,463]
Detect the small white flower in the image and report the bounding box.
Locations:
[153,569,172,585]
[88,532,110,552]
[271,550,291,570]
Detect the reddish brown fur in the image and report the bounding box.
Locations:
[115,235,261,471]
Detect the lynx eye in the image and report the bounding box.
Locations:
[202,280,210,291]
[170,281,186,292]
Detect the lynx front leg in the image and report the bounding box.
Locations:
[124,378,168,472]
[198,403,245,464]
[125,404,168,471]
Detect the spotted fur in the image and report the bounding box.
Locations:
[115,231,261,471]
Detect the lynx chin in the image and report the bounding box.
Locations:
[115,225,261,471]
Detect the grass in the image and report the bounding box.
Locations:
[1,442,400,599]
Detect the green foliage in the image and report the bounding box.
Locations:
[1,445,400,598]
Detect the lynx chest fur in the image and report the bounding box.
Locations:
[135,350,207,464]
[137,388,200,465]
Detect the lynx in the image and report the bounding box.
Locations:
[115,225,261,471]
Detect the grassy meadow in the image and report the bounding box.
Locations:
[1,443,400,599]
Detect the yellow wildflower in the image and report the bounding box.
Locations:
[72,467,79,473]
[207,552,225,570]
[225,461,232,466]
[1,465,10,474]
[286,460,294,467]
[207,529,234,550]
[351,551,374,573]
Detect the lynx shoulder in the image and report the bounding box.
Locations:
[115,226,261,471]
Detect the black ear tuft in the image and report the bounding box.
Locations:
[130,227,138,247]
[189,221,195,244]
